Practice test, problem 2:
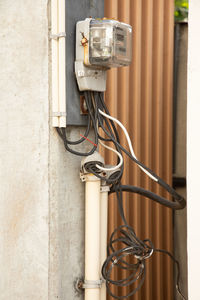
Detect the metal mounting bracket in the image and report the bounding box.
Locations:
[76,278,103,291]
[49,32,66,40]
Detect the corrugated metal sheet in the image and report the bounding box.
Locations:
[103,0,174,299]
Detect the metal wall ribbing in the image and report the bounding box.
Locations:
[103,1,174,299]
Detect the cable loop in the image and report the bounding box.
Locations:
[56,91,187,300]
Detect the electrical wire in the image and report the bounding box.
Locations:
[56,90,187,300]
[96,140,124,172]
[101,224,152,299]
[153,248,187,300]
[110,184,186,210]
[96,92,187,299]
[56,114,91,145]
[56,91,98,156]
[96,103,186,209]
[82,91,124,184]
[99,109,158,182]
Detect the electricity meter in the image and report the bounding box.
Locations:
[75,18,132,92]
[89,19,132,68]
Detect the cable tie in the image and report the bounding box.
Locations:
[50,32,66,40]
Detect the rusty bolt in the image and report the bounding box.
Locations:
[81,37,88,47]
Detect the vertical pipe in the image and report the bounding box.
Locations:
[51,0,59,127]
[85,176,101,300]
[100,186,109,300]
[58,0,66,127]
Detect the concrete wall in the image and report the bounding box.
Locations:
[0,1,86,299]
[187,0,200,298]
[49,126,89,300]
[0,1,49,299]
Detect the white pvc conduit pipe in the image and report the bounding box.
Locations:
[85,175,101,300]
[51,0,59,127]
[58,0,66,127]
[51,0,66,127]
[100,185,109,300]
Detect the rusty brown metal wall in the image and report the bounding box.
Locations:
[103,0,174,299]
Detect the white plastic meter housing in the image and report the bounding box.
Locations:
[75,18,132,92]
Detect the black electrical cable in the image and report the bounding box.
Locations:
[84,92,124,184]
[110,184,186,210]
[56,91,98,156]
[153,248,187,300]
[95,92,187,299]
[102,181,186,299]
[56,114,91,145]
[56,90,187,300]
[102,224,150,299]
[102,223,186,300]
[98,92,121,145]
[98,134,113,142]
[96,105,186,208]
[96,93,122,156]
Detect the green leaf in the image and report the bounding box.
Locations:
[175,0,188,22]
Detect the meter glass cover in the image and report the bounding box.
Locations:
[89,19,132,68]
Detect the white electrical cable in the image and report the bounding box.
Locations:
[98,109,158,182]
[96,140,123,172]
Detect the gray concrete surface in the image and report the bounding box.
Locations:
[49,127,92,300]
[0,1,49,299]
[0,1,87,299]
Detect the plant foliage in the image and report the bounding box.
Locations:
[175,0,188,22]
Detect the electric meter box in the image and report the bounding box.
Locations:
[89,19,132,68]
[75,18,132,92]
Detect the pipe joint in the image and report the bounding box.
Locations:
[80,151,105,181]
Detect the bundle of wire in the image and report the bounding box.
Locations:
[56,91,187,300]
